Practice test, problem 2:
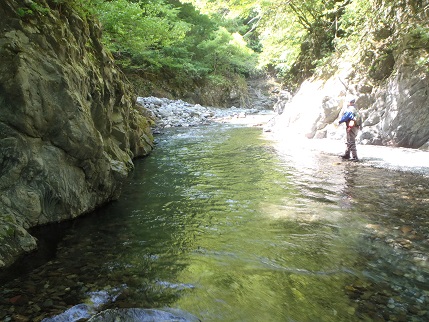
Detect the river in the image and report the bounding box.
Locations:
[1,123,429,321]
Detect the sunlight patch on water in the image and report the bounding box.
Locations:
[268,132,429,176]
[260,200,346,223]
[4,124,429,322]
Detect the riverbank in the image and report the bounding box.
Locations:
[139,96,429,176]
[137,96,275,132]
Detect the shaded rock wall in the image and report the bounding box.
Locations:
[0,0,154,267]
[127,69,281,109]
[130,72,250,108]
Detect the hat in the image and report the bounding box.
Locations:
[349,99,356,104]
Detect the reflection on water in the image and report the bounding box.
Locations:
[1,124,429,321]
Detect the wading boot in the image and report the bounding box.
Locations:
[340,152,350,160]
[350,154,359,162]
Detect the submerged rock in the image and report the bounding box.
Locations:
[88,308,201,322]
[41,304,92,322]
[42,306,201,322]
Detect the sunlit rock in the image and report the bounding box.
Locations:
[269,47,429,150]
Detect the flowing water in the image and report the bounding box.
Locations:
[2,124,429,322]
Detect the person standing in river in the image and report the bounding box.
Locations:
[338,98,360,161]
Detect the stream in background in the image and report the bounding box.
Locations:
[1,124,429,321]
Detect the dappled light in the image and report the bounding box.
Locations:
[3,125,429,321]
[1,1,429,321]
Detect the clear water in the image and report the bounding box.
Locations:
[2,124,429,321]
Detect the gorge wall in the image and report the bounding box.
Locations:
[270,20,429,150]
[0,0,154,267]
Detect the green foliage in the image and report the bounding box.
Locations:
[409,26,429,48]
[46,0,95,17]
[52,0,429,94]
[87,0,258,90]
[332,0,429,82]
[416,56,429,72]
[335,0,372,49]
[16,1,50,17]
[16,7,34,17]
[407,26,429,71]
[197,27,257,75]
[95,0,189,54]
[189,0,354,83]
[246,0,348,87]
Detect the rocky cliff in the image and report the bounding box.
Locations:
[270,12,429,150]
[0,0,154,267]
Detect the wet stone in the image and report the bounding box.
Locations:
[360,291,373,300]
[360,301,377,311]
[42,299,54,308]
[31,304,42,312]
[9,294,28,306]
[408,305,422,314]
[11,314,29,322]
[391,312,409,322]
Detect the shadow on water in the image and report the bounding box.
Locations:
[0,221,71,284]
[1,124,429,321]
[340,165,429,320]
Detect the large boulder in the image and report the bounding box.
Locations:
[0,0,154,267]
[268,60,352,140]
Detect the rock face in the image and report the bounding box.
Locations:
[269,46,429,150]
[0,0,154,267]
[363,54,429,148]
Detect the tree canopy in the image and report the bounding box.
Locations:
[52,0,429,92]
